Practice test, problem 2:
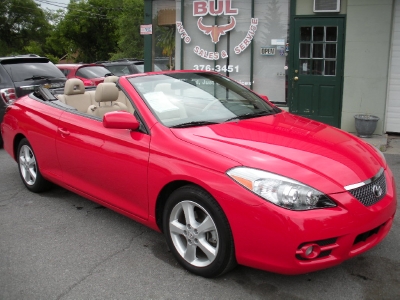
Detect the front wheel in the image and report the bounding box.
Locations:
[17,138,51,192]
[163,185,236,277]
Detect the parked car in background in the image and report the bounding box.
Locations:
[1,71,396,278]
[98,59,162,76]
[56,64,113,87]
[0,55,66,147]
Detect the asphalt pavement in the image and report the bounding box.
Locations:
[0,140,399,300]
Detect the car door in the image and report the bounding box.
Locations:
[18,98,64,181]
[55,111,151,219]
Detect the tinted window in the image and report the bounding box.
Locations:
[3,62,65,82]
[59,69,70,76]
[104,65,135,76]
[134,63,144,73]
[76,66,112,78]
[134,62,162,73]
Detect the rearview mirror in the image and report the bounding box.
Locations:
[103,111,140,130]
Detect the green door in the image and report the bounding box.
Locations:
[289,18,344,128]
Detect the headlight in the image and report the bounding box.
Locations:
[227,167,336,210]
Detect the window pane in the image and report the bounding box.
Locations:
[313,44,324,58]
[326,27,337,41]
[313,27,324,41]
[326,44,337,58]
[300,27,311,41]
[325,61,336,75]
[300,43,311,58]
[312,60,324,75]
[300,59,311,74]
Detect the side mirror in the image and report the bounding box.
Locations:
[103,111,140,130]
[259,94,269,101]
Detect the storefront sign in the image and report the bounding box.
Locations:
[271,39,285,46]
[193,0,238,16]
[140,24,152,35]
[176,0,258,61]
[176,22,191,43]
[234,18,258,54]
[197,16,236,44]
[261,47,276,56]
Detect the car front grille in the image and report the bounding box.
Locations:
[347,171,386,206]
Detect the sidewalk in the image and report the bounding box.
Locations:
[358,134,400,155]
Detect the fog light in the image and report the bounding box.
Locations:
[299,243,321,259]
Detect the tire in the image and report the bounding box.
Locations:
[163,185,236,277]
[17,138,51,192]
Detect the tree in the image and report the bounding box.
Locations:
[57,0,120,62]
[0,0,51,56]
[44,9,72,62]
[111,0,144,60]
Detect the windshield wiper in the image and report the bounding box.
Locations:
[170,121,219,128]
[24,75,54,80]
[225,111,274,122]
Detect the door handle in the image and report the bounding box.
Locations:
[58,128,70,136]
[294,76,299,81]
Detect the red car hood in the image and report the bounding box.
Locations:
[171,112,385,194]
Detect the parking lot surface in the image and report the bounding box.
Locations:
[0,148,399,300]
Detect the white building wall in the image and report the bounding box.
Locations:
[386,0,400,133]
[341,0,393,134]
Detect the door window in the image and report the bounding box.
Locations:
[299,26,337,76]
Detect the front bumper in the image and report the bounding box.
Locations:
[218,168,397,275]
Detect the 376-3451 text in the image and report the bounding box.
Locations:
[193,65,239,72]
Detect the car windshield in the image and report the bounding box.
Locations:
[128,72,278,128]
[76,66,112,78]
[3,62,65,82]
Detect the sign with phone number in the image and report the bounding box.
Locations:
[193,65,240,72]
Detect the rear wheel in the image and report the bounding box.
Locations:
[17,138,51,192]
[163,185,236,277]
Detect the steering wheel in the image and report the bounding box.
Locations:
[201,99,221,112]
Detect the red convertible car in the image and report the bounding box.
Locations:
[1,71,396,277]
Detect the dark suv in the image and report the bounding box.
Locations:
[0,55,66,147]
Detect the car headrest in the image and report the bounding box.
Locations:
[64,78,85,95]
[104,76,119,83]
[95,82,119,103]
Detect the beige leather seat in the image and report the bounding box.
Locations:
[87,83,128,118]
[104,76,119,83]
[104,76,135,113]
[58,78,94,112]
